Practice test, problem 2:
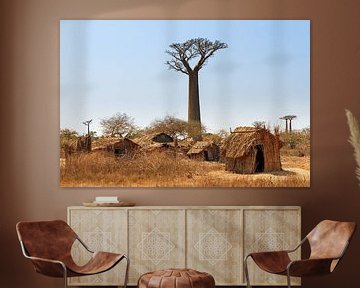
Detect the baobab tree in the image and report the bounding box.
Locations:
[165,38,228,138]
[280,115,297,133]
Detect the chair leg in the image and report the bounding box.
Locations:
[123,255,130,288]
[244,255,252,288]
[62,264,68,288]
[286,270,291,288]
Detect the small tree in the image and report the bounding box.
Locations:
[252,121,266,129]
[202,129,229,145]
[149,116,188,140]
[149,115,206,140]
[60,128,78,149]
[100,113,136,138]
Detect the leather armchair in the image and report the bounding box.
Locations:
[244,220,356,288]
[16,220,129,288]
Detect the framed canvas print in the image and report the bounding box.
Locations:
[60,20,310,187]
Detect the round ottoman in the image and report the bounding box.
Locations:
[138,268,215,288]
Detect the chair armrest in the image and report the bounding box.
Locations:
[285,237,307,253]
[19,240,67,277]
[25,255,67,278]
[26,255,65,266]
[247,250,290,259]
[287,258,336,277]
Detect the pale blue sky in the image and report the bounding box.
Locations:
[60,20,310,135]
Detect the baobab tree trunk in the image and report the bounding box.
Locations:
[188,71,202,140]
[289,119,292,133]
[285,119,288,133]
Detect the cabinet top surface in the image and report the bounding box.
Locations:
[68,205,301,210]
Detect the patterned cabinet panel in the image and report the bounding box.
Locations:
[128,209,186,284]
[243,209,301,286]
[68,208,127,286]
[187,209,243,285]
[67,206,300,286]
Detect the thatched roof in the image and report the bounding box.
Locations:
[133,132,173,147]
[178,138,193,149]
[222,127,277,159]
[187,141,216,155]
[92,137,138,151]
[92,137,122,150]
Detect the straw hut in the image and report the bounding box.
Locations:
[187,141,220,161]
[221,127,282,174]
[134,132,175,152]
[92,137,139,156]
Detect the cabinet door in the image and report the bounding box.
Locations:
[187,209,243,285]
[243,209,301,286]
[128,209,186,284]
[68,208,127,286]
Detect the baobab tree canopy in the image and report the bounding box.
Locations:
[165,38,228,139]
[165,38,228,74]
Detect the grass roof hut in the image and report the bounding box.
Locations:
[133,132,174,152]
[92,137,139,156]
[187,141,220,161]
[221,127,282,174]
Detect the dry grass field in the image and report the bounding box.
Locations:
[60,149,310,187]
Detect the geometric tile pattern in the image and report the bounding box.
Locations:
[194,227,232,265]
[187,209,243,285]
[252,228,287,252]
[138,228,175,265]
[244,209,301,286]
[84,227,113,252]
[128,209,186,284]
[68,206,300,286]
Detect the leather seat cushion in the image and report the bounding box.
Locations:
[138,268,215,288]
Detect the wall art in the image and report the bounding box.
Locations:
[60,20,310,187]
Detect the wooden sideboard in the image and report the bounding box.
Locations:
[67,206,301,286]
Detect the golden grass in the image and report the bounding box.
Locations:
[61,151,309,187]
[281,155,310,171]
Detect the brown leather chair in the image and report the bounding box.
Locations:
[16,220,129,288]
[244,220,356,288]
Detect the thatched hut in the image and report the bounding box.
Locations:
[135,132,174,146]
[187,141,220,161]
[134,132,175,152]
[92,137,139,156]
[221,127,282,174]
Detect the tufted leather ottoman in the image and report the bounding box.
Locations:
[138,268,215,288]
